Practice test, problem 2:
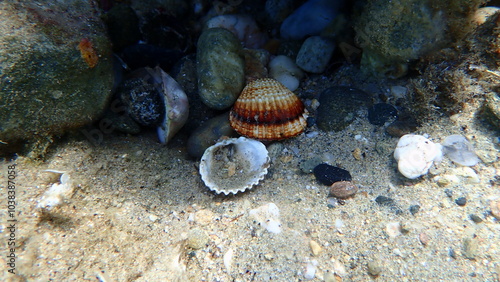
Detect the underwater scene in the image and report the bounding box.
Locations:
[1,0,499,281]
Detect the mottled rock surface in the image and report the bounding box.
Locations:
[0,0,114,143]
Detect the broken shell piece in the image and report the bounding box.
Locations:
[394,134,443,179]
[145,67,189,144]
[441,135,480,166]
[38,170,74,210]
[199,137,270,195]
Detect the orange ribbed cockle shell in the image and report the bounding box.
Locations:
[229,78,308,141]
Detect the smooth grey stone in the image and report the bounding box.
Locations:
[296,36,335,73]
[197,28,245,110]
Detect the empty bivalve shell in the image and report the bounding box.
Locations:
[229,78,308,141]
[199,137,270,195]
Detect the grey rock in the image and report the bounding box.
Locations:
[296,36,335,73]
[197,28,245,110]
[0,1,114,144]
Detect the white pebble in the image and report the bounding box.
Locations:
[394,134,443,179]
[304,261,317,280]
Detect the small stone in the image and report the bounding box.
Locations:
[309,240,322,256]
[333,260,347,277]
[490,199,500,220]
[386,120,417,137]
[352,148,363,160]
[304,261,317,280]
[463,237,479,260]
[296,36,335,73]
[194,209,215,226]
[313,163,352,186]
[451,167,480,184]
[455,197,467,206]
[409,205,420,215]
[386,222,401,238]
[329,181,358,199]
[449,248,457,259]
[187,228,209,250]
[469,214,483,223]
[367,260,382,276]
[299,156,323,173]
[419,232,430,246]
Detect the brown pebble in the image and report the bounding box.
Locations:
[419,232,430,246]
[386,120,417,137]
[352,148,362,160]
[329,181,358,199]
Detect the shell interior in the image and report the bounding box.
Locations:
[199,137,270,195]
[230,78,308,141]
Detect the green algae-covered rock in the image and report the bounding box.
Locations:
[0,0,114,144]
[197,28,245,110]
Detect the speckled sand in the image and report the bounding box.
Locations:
[1,71,499,281]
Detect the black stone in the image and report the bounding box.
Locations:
[455,197,467,206]
[449,248,457,259]
[367,103,398,126]
[316,87,372,132]
[118,78,165,127]
[313,163,352,186]
[409,205,420,215]
[469,214,483,223]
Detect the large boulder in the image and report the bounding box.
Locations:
[0,0,114,145]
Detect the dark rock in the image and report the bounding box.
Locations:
[118,73,165,127]
[469,214,483,223]
[409,205,420,215]
[367,103,398,126]
[455,197,467,206]
[316,87,372,132]
[313,163,352,186]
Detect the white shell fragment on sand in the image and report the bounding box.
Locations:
[37,170,74,210]
[394,134,443,179]
[249,202,282,234]
[441,134,480,166]
[199,137,270,195]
